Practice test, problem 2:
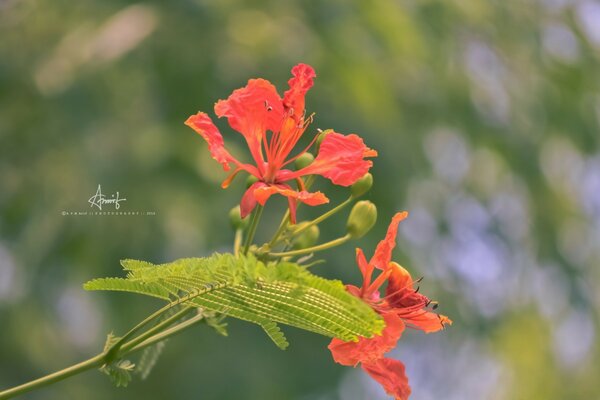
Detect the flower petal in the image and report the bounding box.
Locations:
[370,212,408,270]
[240,182,268,219]
[283,63,316,121]
[361,358,411,400]
[328,313,404,366]
[292,132,377,186]
[185,112,242,172]
[386,263,452,333]
[400,310,452,333]
[214,78,284,167]
[253,184,329,223]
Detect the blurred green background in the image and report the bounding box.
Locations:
[1,0,599,399]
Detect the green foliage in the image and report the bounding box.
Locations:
[84,253,383,349]
[101,360,135,388]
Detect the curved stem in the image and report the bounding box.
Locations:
[269,234,352,258]
[243,205,263,255]
[0,353,106,400]
[126,312,207,354]
[119,306,194,354]
[0,304,207,399]
[292,196,353,237]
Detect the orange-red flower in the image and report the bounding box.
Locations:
[185,64,377,223]
[328,212,451,400]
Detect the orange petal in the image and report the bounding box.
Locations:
[293,132,377,186]
[283,63,316,121]
[370,212,408,270]
[401,310,452,333]
[214,78,284,167]
[253,184,329,207]
[328,313,404,366]
[361,358,411,400]
[240,182,267,218]
[185,112,240,172]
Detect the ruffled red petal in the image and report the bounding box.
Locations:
[291,132,377,186]
[370,212,408,270]
[361,358,411,400]
[214,78,284,168]
[328,313,404,366]
[283,63,316,121]
[185,112,241,172]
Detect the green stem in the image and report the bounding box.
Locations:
[119,306,194,354]
[0,353,106,400]
[233,229,243,257]
[0,307,206,399]
[268,210,290,248]
[126,312,207,354]
[269,234,352,258]
[292,196,353,237]
[243,205,263,255]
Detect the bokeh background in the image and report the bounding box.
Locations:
[1,0,600,399]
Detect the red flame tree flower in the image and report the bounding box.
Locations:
[185,64,377,223]
[328,212,452,400]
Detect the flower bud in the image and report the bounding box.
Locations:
[346,201,377,238]
[294,152,315,170]
[350,173,373,198]
[229,206,249,230]
[246,175,258,188]
[291,222,320,250]
[315,129,333,151]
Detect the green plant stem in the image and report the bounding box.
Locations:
[268,209,290,247]
[233,229,243,257]
[119,306,194,353]
[127,312,207,354]
[269,234,352,258]
[0,353,106,400]
[243,205,263,255]
[268,175,317,248]
[0,307,206,400]
[292,196,353,237]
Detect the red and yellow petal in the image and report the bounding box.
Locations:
[185,112,241,172]
[293,132,377,186]
[370,212,408,270]
[214,78,284,167]
[328,313,404,366]
[283,63,316,121]
[361,358,411,400]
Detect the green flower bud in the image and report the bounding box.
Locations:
[229,206,249,230]
[246,175,259,188]
[351,173,373,198]
[294,152,315,170]
[315,129,333,151]
[291,222,320,250]
[346,201,377,238]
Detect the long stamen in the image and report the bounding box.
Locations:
[382,277,425,302]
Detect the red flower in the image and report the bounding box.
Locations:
[328,212,451,400]
[185,64,377,223]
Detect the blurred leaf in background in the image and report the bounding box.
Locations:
[1,0,599,399]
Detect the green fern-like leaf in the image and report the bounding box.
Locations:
[84,254,383,348]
